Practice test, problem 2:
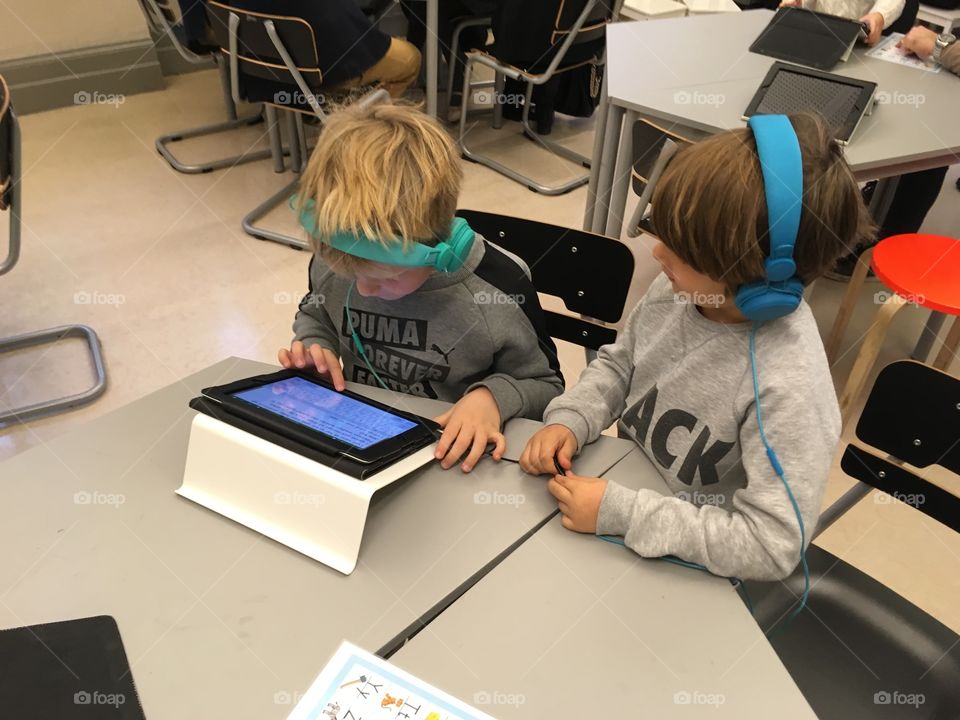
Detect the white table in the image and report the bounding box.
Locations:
[584,10,960,237]
[392,447,816,718]
[0,357,634,719]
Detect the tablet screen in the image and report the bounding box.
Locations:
[232,376,417,449]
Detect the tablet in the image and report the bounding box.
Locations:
[200,370,439,464]
[742,62,877,144]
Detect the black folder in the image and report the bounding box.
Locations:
[0,616,146,719]
[750,7,867,70]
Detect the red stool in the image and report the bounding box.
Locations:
[836,233,960,426]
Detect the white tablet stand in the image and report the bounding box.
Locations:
[177,413,436,574]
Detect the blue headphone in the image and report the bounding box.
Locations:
[735,115,805,323]
[294,196,475,273]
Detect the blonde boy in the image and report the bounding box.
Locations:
[280,102,563,473]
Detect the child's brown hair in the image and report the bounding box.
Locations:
[650,113,874,289]
[297,100,463,275]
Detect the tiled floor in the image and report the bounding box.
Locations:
[2,69,959,633]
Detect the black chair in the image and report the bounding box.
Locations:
[206,0,388,249]
[456,209,635,356]
[745,360,960,718]
[136,0,277,174]
[458,0,616,195]
[0,74,107,425]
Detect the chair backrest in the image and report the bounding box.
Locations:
[0,73,21,277]
[206,1,323,88]
[493,0,615,74]
[456,209,634,350]
[135,0,210,62]
[840,360,960,532]
[631,119,694,198]
[0,74,11,212]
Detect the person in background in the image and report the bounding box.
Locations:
[828,26,958,278]
[779,0,905,45]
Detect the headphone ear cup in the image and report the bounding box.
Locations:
[736,279,804,322]
[433,218,475,272]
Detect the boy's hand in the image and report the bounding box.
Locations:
[433,387,505,472]
[860,12,883,45]
[898,26,937,59]
[778,0,801,7]
[519,424,578,476]
[278,340,346,391]
[547,473,608,533]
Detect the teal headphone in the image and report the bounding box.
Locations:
[734,115,805,322]
[294,197,476,273]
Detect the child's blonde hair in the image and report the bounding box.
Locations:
[297,101,463,275]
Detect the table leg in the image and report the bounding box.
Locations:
[589,103,624,235]
[604,109,637,239]
[910,311,947,361]
[583,73,610,231]
[264,104,284,173]
[426,0,439,117]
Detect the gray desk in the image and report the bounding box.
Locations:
[0,357,633,720]
[393,447,816,718]
[585,10,960,236]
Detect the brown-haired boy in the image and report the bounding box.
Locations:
[521,113,874,580]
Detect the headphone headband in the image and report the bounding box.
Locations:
[292,196,475,273]
[735,115,805,322]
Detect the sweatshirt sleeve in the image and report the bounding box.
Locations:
[541,303,641,451]
[869,0,904,28]
[291,256,340,353]
[597,362,840,581]
[468,301,564,424]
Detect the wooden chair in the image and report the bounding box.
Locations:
[0,74,106,425]
[826,234,960,428]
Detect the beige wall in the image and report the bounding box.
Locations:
[0,0,150,62]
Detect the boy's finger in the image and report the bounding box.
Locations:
[547,477,572,503]
[291,341,307,368]
[323,349,346,391]
[491,432,506,461]
[518,443,534,473]
[558,436,576,469]
[442,428,474,470]
[308,344,327,372]
[560,514,575,531]
[435,420,461,460]
[433,408,453,427]
[461,433,488,473]
[278,348,293,368]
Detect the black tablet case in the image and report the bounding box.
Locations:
[750,7,864,70]
[189,396,436,480]
[0,615,146,719]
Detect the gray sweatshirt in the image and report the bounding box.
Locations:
[543,274,840,581]
[292,236,564,423]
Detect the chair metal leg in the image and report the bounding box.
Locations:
[241,177,307,250]
[458,58,590,196]
[492,71,505,129]
[155,57,279,175]
[0,325,107,426]
[264,105,285,173]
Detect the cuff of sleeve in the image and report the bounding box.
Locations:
[542,409,589,453]
[596,480,635,537]
[469,375,523,426]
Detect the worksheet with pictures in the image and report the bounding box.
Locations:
[287,641,494,720]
